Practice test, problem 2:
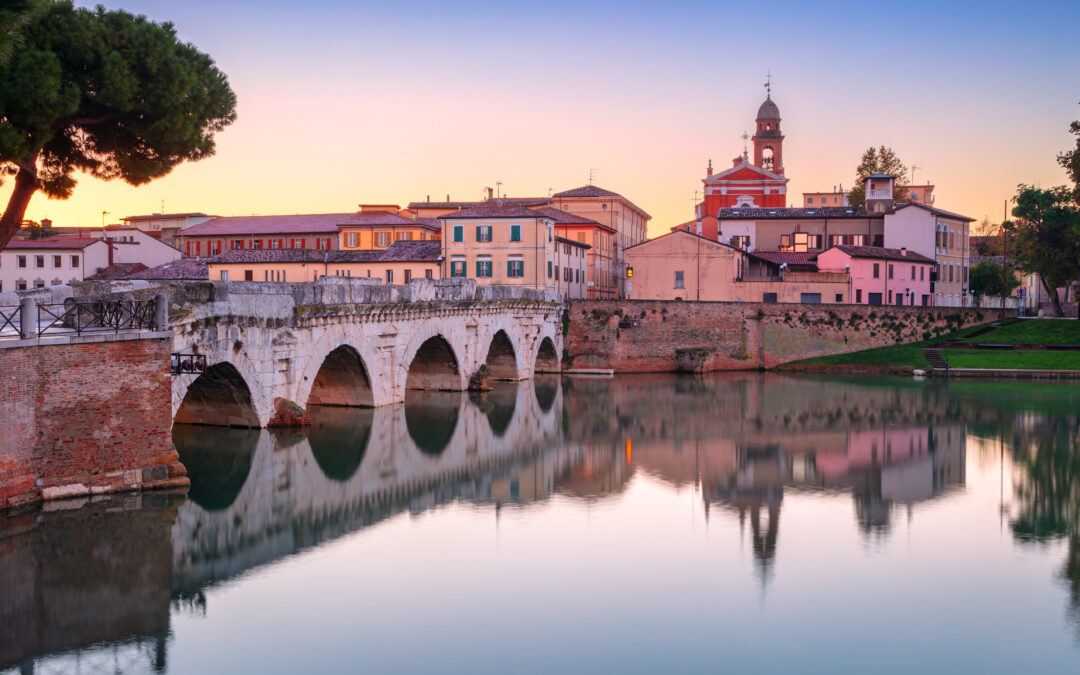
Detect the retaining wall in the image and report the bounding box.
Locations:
[564,300,998,372]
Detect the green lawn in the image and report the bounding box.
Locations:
[944,349,1080,370]
[795,325,988,369]
[959,319,1080,344]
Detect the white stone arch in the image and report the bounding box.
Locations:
[293,328,389,408]
[477,314,529,380]
[171,349,273,428]
[398,317,469,399]
[532,319,562,374]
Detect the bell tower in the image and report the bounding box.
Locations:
[752,75,784,174]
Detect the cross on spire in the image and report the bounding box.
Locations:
[741,130,750,154]
[764,70,772,98]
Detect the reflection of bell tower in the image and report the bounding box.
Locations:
[752,76,783,174]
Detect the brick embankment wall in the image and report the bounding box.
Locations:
[0,338,187,508]
[564,300,997,372]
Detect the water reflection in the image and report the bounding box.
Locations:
[6,374,1080,672]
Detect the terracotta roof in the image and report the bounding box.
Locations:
[828,245,936,264]
[339,211,439,230]
[552,185,623,199]
[127,258,209,280]
[751,251,819,266]
[3,238,103,250]
[376,240,442,262]
[414,217,443,231]
[717,206,870,220]
[408,197,550,210]
[182,214,353,236]
[121,212,209,221]
[208,249,329,264]
[531,206,602,226]
[555,236,591,249]
[85,263,148,280]
[892,201,974,222]
[438,205,554,220]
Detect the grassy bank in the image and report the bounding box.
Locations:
[944,350,1080,370]
[788,324,987,370]
[957,318,1080,344]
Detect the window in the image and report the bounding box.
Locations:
[71,255,79,267]
[475,258,492,278]
[17,255,26,268]
[211,241,221,255]
[674,271,685,289]
[35,255,44,268]
[347,233,357,247]
[911,265,915,279]
[16,280,26,291]
[377,232,389,247]
[507,258,524,278]
[220,270,229,281]
[835,294,843,303]
[920,267,925,281]
[547,261,552,278]
[856,289,862,303]
[450,258,466,277]
[264,270,269,281]
[270,239,280,249]
[233,239,244,250]
[453,225,464,243]
[298,239,306,249]
[398,231,411,241]
[868,292,882,305]
[888,264,894,279]
[404,269,412,283]
[730,235,749,250]
[475,225,492,243]
[763,292,778,303]
[34,280,44,288]
[425,269,433,279]
[807,197,814,205]
[252,240,262,249]
[554,265,559,281]
[963,265,968,283]
[510,224,521,242]
[800,293,821,304]
[872,263,880,279]
[244,270,253,281]
[53,255,61,267]
[548,225,552,242]
[386,269,394,283]
[780,234,791,249]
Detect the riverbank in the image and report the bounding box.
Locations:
[782,318,1080,377]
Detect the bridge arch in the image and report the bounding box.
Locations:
[174,361,262,428]
[484,329,521,381]
[308,345,375,407]
[534,335,560,374]
[402,324,467,392]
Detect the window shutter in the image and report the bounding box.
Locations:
[508,260,513,277]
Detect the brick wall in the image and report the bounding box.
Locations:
[0,337,187,508]
[565,300,997,372]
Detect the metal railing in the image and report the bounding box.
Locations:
[0,293,168,340]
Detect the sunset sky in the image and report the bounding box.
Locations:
[7,0,1080,235]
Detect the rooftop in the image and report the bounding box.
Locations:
[122,212,209,221]
[85,263,149,280]
[182,213,355,237]
[3,238,103,250]
[205,240,442,265]
[892,201,974,222]
[339,211,440,230]
[408,197,550,210]
[555,236,591,249]
[717,206,871,220]
[439,205,555,220]
[531,206,604,226]
[126,258,209,280]
[751,251,819,266]
[828,245,936,264]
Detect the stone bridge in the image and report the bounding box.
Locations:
[166,278,564,428]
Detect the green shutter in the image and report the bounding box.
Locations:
[475,225,481,241]
[507,260,513,277]
[453,225,463,243]
[511,224,520,242]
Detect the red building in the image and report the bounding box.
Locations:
[701,91,789,215]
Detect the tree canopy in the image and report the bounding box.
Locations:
[846,146,908,208]
[1009,186,1080,316]
[0,0,236,249]
[968,259,1020,298]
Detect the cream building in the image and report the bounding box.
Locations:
[439,205,557,292]
[206,242,441,283]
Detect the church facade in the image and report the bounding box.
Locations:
[701,92,789,214]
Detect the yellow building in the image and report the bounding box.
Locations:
[338,209,440,251]
[207,241,441,283]
[439,205,557,291]
[554,236,591,299]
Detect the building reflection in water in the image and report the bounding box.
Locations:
[5,373,1080,670]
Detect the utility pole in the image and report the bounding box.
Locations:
[1001,199,1008,322]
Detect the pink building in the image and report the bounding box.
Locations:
[817,245,935,306]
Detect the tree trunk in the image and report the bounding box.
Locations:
[0,154,40,250]
[1041,275,1064,317]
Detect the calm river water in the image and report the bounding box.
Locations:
[3,374,1080,673]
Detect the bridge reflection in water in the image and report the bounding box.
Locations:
[4,374,1080,672]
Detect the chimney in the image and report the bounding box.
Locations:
[446,194,450,202]
[41,218,53,230]
[707,159,713,176]
[901,247,907,256]
[487,187,494,200]
[106,239,115,266]
[426,195,430,203]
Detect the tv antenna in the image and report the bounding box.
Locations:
[764,71,772,97]
[588,168,595,185]
[910,164,920,185]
